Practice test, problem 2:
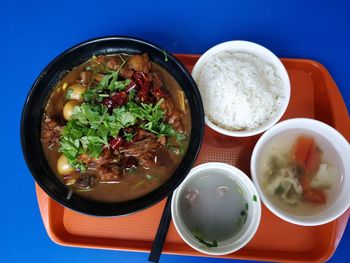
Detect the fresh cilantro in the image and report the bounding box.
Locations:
[60,136,79,160]
[163,50,168,62]
[82,88,98,102]
[175,132,186,143]
[124,132,134,142]
[145,174,161,181]
[113,79,131,91]
[128,89,135,101]
[114,107,137,127]
[126,167,136,174]
[97,71,117,91]
[60,65,183,171]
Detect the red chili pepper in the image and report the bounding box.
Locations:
[125,80,138,92]
[102,98,117,113]
[111,91,128,107]
[152,86,165,100]
[109,137,125,151]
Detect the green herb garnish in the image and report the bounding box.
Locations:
[145,174,161,181]
[128,89,136,101]
[163,50,168,62]
[192,228,218,248]
[60,99,185,170]
[253,195,257,202]
[60,55,186,171]
[132,181,145,189]
[124,132,134,142]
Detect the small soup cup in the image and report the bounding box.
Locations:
[171,162,261,255]
[251,118,350,226]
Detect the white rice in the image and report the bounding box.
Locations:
[196,51,284,131]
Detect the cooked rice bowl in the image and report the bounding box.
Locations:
[192,41,290,137]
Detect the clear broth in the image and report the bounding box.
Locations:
[258,129,343,216]
[179,170,248,243]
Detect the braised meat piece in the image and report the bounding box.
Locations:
[120,138,160,157]
[97,163,122,183]
[106,57,119,71]
[160,98,184,132]
[77,148,115,168]
[138,152,157,169]
[157,136,167,146]
[106,57,134,79]
[75,174,96,190]
[119,156,138,169]
[120,135,161,169]
[93,73,103,82]
[95,55,106,64]
[128,53,151,73]
[41,116,62,147]
[150,71,166,100]
[79,71,92,86]
[62,172,80,186]
[167,111,184,133]
[133,129,156,142]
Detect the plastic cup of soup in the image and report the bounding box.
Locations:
[171,162,261,255]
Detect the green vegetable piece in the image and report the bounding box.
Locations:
[132,181,145,190]
[175,132,186,143]
[124,132,134,142]
[253,195,257,202]
[192,228,218,248]
[128,89,136,101]
[163,50,168,62]
[275,185,285,195]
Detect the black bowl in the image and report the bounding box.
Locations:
[21,36,204,216]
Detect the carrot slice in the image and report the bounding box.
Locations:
[305,145,321,173]
[303,189,326,204]
[300,175,311,192]
[293,136,314,168]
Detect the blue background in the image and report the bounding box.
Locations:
[0,0,349,262]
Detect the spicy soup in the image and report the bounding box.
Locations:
[41,53,191,202]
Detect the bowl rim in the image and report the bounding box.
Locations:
[171,162,261,255]
[20,36,205,216]
[192,40,291,137]
[250,118,350,226]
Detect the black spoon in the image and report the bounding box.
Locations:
[148,194,173,263]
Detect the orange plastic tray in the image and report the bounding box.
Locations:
[36,55,350,263]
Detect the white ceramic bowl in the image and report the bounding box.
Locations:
[192,40,290,137]
[251,118,350,226]
[171,163,261,255]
